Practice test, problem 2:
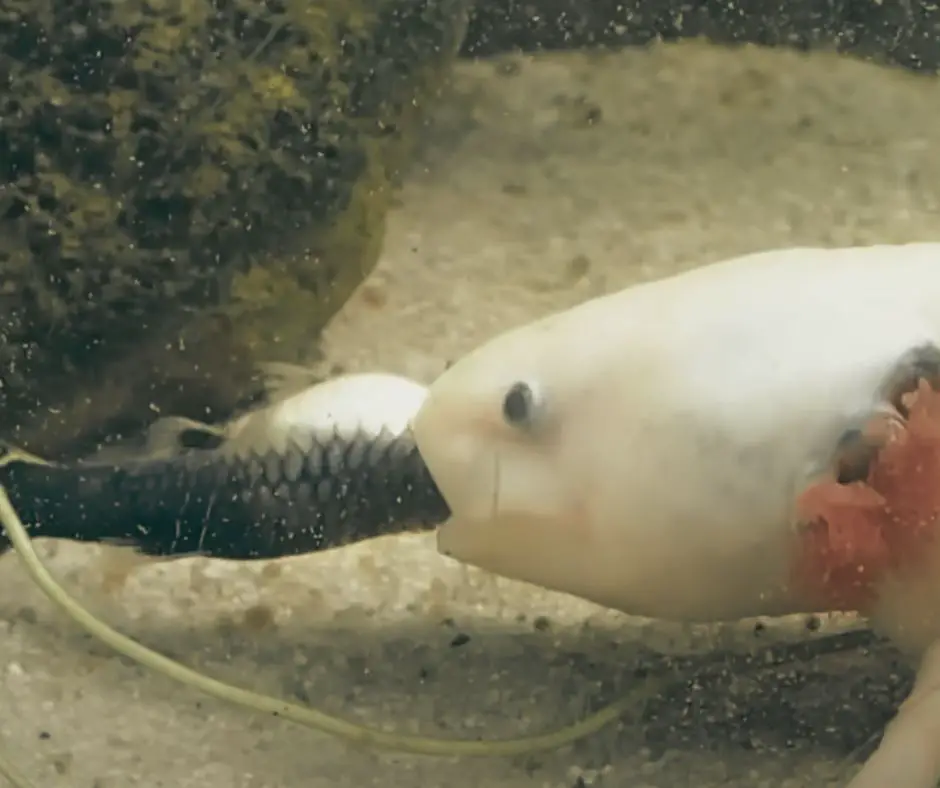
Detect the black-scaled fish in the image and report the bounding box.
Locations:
[0,367,451,560]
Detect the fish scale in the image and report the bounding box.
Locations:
[0,422,449,562]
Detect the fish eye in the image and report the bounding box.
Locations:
[502,381,540,428]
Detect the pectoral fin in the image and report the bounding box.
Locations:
[255,361,325,402]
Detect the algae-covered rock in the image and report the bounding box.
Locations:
[0,0,470,457]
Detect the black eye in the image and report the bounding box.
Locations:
[502,381,538,427]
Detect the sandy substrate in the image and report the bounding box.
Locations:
[3,40,940,788]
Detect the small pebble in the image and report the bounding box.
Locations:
[450,633,471,647]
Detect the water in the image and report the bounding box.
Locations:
[2,37,938,788]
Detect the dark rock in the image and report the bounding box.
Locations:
[462,0,940,73]
[0,0,470,458]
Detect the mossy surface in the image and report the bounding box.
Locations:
[0,0,469,456]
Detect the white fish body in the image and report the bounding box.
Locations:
[223,371,428,456]
[413,243,940,626]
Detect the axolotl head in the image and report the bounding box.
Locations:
[407,285,793,621]
[409,301,643,608]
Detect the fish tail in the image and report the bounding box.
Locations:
[0,450,215,556]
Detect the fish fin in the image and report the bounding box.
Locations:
[142,416,225,454]
[255,361,325,403]
[100,537,204,562]
[130,543,205,561]
[80,416,225,464]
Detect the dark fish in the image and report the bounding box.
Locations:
[0,371,452,560]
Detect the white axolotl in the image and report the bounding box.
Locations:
[5,242,940,786]
[412,241,940,788]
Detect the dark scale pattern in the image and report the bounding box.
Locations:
[0,429,451,560]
